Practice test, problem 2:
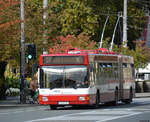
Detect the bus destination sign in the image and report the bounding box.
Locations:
[43,56,84,65]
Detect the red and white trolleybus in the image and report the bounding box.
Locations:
[38,48,135,109]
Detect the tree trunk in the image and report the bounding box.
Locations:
[0,61,7,100]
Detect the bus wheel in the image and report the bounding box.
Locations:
[50,105,57,110]
[112,89,118,105]
[124,89,133,104]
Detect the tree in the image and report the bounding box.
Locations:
[25,0,62,57]
[57,0,146,49]
[129,41,150,70]
[59,0,99,36]
[113,40,150,70]
[0,0,20,99]
[0,0,20,63]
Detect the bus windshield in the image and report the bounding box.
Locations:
[40,65,89,89]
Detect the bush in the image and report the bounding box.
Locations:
[5,77,20,88]
[5,88,20,96]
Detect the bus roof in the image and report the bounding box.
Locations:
[39,48,134,66]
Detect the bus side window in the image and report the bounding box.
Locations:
[107,63,112,78]
[113,63,118,80]
[97,63,103,82]
[89,63,95,85]
[99,63,105,78]
[102,63,108,79]
[123,63,127,68]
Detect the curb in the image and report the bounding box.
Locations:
[135,95,150,98]
[0,104,40,109]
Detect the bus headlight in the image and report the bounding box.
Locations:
[79,96,85,101]
[42,97,48,102]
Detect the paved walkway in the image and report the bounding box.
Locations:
[0,96,39,108]
[0,93,150,108]
[135,92,150,98]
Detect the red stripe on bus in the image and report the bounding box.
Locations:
[39,94,95,105]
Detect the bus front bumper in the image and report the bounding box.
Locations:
[39,94,94,105]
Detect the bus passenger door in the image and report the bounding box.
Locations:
[118,56,123,100]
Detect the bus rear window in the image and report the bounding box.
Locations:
[43,56,84,64]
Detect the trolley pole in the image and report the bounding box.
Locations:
[20,0,26,104]
[99,14,109,48]
[109,12,121,51]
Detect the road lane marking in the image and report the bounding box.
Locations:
[95,112,142,122]
[25,110,96,122]
[25,107,150,122]
[96,111,150,122]
[0,108,47,115]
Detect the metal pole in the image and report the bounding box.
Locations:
[43,0,48,45]
[109,13,121,51]
[99,14,110,48]
[123,0,127,47]
[20,0,26,104]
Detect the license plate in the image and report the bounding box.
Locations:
[58,102,69,105]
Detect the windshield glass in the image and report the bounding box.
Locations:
[40,66,89,89]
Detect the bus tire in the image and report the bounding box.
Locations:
[112,89,118,105]
[50,105,57,110]
[124,88,133,104]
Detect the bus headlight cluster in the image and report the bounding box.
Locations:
[79,96,85,101]
[42,97,48,102]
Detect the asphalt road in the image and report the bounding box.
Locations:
[0,97,150,122]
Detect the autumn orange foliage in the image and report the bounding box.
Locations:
[0,0,19,11]
[49,33,97,54]
[0,19,21,30]
[0,0,20,31]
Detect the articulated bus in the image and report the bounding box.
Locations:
[38,49,135,109]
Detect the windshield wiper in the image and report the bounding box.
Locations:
[50,86,55,90]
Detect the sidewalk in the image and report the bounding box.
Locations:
[135,92,150,98]
[0,96,39,108]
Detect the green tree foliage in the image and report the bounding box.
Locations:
[113,40,150,70]
[0,0,20,65]
[0,0,20,99]
[91,0,146,49]
[25,0,62,57]
[127,41,150,70]
[127,1,146,49]
[59,0,99,36]
[51,0,146,50]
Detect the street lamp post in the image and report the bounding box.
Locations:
[20,0,26,103]
[43,0,48,54]
[123,0,127,47]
